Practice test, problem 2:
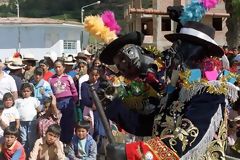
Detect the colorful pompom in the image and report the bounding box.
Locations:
[200,0,219,10]
[180,0,221,24]
[83,10,121,44]
[84,15,117,44]
[180,1,206,24]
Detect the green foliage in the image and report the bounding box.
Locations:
[0,0,129,20]
[232,0,240,16]
[144,45,162,57]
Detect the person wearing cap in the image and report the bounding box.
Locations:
[0,59,18,100]
[8,58,25,95]
[75,52,88,63]
[79,50,93,64]
[31,67,53,110]
[97,20,240,159]
[22,53,37,82]
[3,57,13,74]
[44,51,57,74]
[74,52,89,72]
[64,55,77,78]
[39,59,54,81]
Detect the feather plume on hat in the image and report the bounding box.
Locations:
[180,0,221,25]
[84,10,121,44]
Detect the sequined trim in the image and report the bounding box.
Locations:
[201,108,228,160]
[145,137,180,160]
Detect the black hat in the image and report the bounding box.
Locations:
[100,31,144,65]
[164,21,224,58]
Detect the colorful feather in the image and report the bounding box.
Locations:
[84,15,117,44]
[101,10,121,34]
[200,0,219,10]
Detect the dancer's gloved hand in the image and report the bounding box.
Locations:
[106,143,127,160]
[97,80,117,107]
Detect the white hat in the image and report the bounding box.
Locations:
[44,51,57,62]
[81,50,92,56]
[4,57,13,64]
[64,56,75,65]
[7,58,25,70]
[22,53,37,61]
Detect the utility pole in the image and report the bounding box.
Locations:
[16,0,21,53]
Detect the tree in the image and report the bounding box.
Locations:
[224,0,240,48]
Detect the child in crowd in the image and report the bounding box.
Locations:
[0,101,8,143]
[31,67,53,110]
[15,83,41,155]
[1,93,20,129]
[29,124,65,160]
[81,67,108,159]
[75,59,89,123]
[37,95,61,137]
[49,59,78,144]
[66,121,97,160]
[1,126,26,160]
[81,67,101,136]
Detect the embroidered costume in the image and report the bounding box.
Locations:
[99,22,239,160]
[83,4,239,159]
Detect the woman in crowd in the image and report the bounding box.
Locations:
[49,59,78,144]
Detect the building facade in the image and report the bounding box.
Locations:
[124,0,228,51]
[0,17,89,60]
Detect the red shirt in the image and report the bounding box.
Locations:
[43,71,54,81]
[2,140,26,160]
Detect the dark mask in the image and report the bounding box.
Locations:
[165,40,204,69]
[113,44,142,79]
[177,41,205,68]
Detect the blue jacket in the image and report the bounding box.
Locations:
[31,79,53,104]
[67,134,97,160]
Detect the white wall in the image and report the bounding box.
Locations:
[0,24,89,61]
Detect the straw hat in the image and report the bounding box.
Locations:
[7,58,25,70]
[22,53,37,61]
[64,55,76,65]
[44,51,57,63]
[81,50,92,56]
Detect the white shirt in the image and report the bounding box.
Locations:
[15,97,40,121]
[1,106,20,124]
[0,113,9,142]
[0,72,17,100]
[78,74,89,100]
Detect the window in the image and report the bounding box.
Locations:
[212,18,222,31]
[162,17,171,31]
[141,20,153,35]
[64,40,76,50]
